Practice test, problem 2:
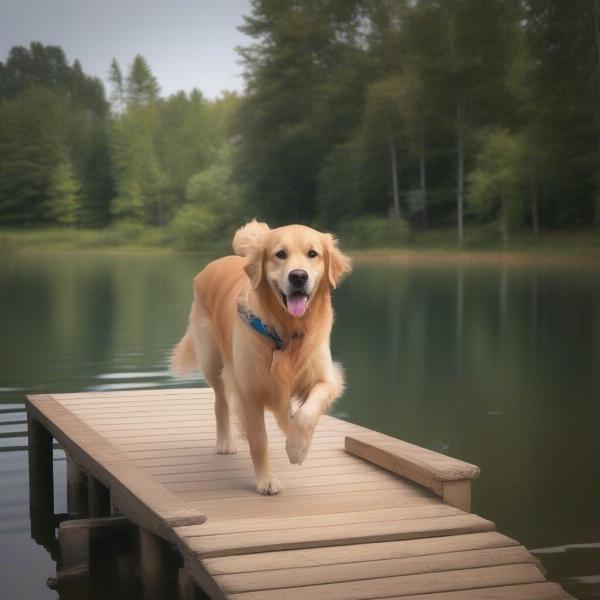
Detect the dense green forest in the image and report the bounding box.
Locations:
[1,0,600,248]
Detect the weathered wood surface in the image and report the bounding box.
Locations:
[345,434,479,511]
[26,389,574,600]
[27,394,206,540]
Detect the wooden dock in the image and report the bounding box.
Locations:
[26,388,574,599]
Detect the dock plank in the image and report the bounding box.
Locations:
[182,479,418,501]
[215,546,537,593]
[384,582,573,600]
[178,514,495,558]
[225,564,546,600]
[187,489,437,520]
[168,471,409,495]
[182,504,463,537]
[203,532,520,574]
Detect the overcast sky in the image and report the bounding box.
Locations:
[0,0,252,99]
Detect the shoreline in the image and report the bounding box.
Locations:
[2,245,600,267]
[1,228,599,266]
[349,247,600,267]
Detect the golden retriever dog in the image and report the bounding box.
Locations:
[171,220,351,494]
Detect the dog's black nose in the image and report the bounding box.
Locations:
[288,269,308,287]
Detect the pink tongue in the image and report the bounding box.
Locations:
[287,294,308,318]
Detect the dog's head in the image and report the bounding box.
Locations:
[245,224,351,319]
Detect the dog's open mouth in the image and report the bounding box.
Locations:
[281,291,310,318]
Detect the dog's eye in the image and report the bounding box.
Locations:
[275,250,287,259]
[308,250,318,258]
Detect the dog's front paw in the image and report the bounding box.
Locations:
[286,407,317,465]
[286,436,310,465]
[286,422,314,465]
[256,475,282,495]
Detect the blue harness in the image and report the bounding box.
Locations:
[237,303,284,350]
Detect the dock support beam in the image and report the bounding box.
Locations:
[139,528,169,600]
[58,516,133,572]
[87,475,110,518]
[67,455,88,517]
[56,516,134,597]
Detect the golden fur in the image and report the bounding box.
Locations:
[171,220,351,494]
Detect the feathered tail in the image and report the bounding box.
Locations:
[170,330,196,375]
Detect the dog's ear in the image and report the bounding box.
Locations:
[323,233,352,289]
[244,247,265,289]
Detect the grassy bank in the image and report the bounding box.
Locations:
[0,225,230,255]
[0,225,169,252]
[1,225,599,261]
[351,229,600,267]
[404,227,600,255]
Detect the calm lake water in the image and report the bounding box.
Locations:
[0,251,599,599]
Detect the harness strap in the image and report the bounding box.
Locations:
[237,303,284,350]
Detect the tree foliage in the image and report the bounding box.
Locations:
[108,59,236,227]
[126,55,160,107]
[0,44,236,237]
[233,0,599,236]
[48,160,82,226]
[468,128,529,241]
[108,59,125,113]
[0,42,108,116]
[2,1,600,242]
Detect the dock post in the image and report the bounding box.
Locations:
[87,475,111,518]
[139,528,169,600]
[442,480,471,512]
[28,414,54,546]
[57,518,91,580]
[67,455,88,517]
[28,415,54,513]
[178,566,204,600]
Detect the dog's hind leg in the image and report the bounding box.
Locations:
[212,373,237,454]
[189,303,237,454]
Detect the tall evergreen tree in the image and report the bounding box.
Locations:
[0,87,64,224]
[0,44,112,226]
[126,55,160,107]
[0,42,108,116]
[108,58,126,113]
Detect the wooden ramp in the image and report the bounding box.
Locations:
[26,388,574,600]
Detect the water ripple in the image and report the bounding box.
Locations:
[97,370,172,380]
[532,542,600,554]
